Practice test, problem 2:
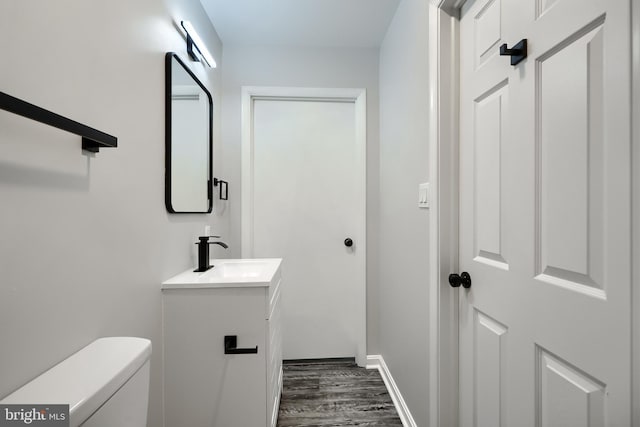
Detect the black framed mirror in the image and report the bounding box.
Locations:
[165,52,213,213]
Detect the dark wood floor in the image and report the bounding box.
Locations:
[277,358,403,427]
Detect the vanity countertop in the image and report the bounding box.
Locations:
[162,258,282,290]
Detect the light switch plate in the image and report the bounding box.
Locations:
[419,183,429,208]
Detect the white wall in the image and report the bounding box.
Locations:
[221,44,381,352]
[378,0,431,425]
[0,2,225,426]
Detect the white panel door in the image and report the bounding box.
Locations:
[252,99,362,360]
[459,0,632,425]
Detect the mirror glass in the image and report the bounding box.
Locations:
[165,52,213,213]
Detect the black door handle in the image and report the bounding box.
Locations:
[344,238,353,247]
[449,272,472,289]
[224,335,258,354]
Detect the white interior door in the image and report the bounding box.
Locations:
[247,96,365,362]
[458,0,632,425]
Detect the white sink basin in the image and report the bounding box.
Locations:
[162,258,282,289]
[215,260,268,278]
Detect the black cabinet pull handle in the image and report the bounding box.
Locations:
[224,335,258,354]
[344,238,353,247]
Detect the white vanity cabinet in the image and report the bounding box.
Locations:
[162,259,283,427]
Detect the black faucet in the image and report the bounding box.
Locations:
[195,236,228,272]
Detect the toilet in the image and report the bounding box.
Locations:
[0,337,152,427]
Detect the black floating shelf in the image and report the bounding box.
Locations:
[0,91,117,153]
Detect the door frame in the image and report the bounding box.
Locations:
[240,86,368,366]
[428,1,640,426]
[632,1,640,423]
[427,2,463,426]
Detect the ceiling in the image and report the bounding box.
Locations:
[199,0,401,48]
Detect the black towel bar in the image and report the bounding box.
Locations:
[213,177,228,200]
[0,91,118,153]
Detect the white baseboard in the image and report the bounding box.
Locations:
[366,355,418,427]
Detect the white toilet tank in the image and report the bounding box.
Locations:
[0,337,152,427]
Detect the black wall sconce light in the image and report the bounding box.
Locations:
[180,20,217,68]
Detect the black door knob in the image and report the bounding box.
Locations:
[449,272,472,289]
[344,238,353,247]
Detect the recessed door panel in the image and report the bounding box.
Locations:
[474,0,502,67]
[536,0,560,19]
[474,81,509,269]
[536,347,605,427]
[474,310,507,427]
[535,22,605,296]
